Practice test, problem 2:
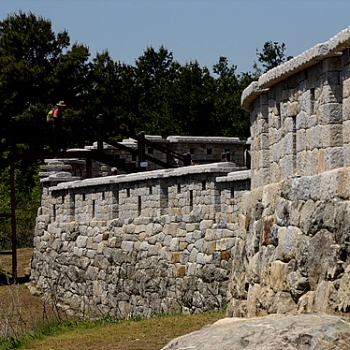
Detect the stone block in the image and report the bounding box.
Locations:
[343,120,350,144]
[337,167,350,199]
[319,168,339,202]
[171,251,180,263]
[325,147,344,171]
[299,199,317,234]
[321,124,343,147]
[170,237,179,251]
[307,114,317,128]
[280,154,294,179]
[321,84,342,104]
[76,235,88,248]
[202,240,216,255]
[323,71,340,86]
[189,247,198,262]
[262,183,278,216]
[257,118,269,133]
[258,150,270,168]
[289,101,299,117]
[344,66,350,93]
[270,260,295,292]
[306,149,320,176]
[343,143,350,167]
[283,132,294,156]
[296,111,307,130]
[276,226,302,262]
[121,241,134,252]
[295,129,306,152]
[299,90,314,115]
[309,125,322,149]
[337,265,350,312]
[260,133,270,150]
[318,103,343,124]
[269,128,275,146]
[216,238,235,251]
[271,143,279,163]
[323,57,342,72]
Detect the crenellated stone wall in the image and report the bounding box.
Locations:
[229,26,350,318]
[242,26,350,188]
[30,163,250,319]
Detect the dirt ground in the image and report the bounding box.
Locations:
[0,248,61,338]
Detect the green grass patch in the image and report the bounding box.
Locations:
[5,311,224,350]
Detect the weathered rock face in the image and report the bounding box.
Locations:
[161,313,350,350]
[228,168,350,318]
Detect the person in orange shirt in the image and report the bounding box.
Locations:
[53,101,66,119]
[53,101,66,151]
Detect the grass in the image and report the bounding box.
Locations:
[0,248,225,350]
[15,312,224,350]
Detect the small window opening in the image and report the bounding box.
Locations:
[310,88,315,115]
[126,188,130,197]
[149,186,153,195]
[207,148,212,155]
[189,190,193,209]
[92,200,96,218]
[202,181,206,190]
[177,184,181,193]
[138,196,142,216]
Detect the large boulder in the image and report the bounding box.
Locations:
[161,313,350,350]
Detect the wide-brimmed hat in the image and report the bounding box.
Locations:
[56,101,66,107]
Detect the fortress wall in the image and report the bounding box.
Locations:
[228,167,350,318]
[248,56,344,188]
[231,27,350,318]
[30,164,250,319]
[242,26,350,189]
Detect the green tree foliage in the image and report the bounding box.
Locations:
[0,11,71,124]
[253,41,293,77]
[212,57,252,138]
[1,11,290,249]
[0,12,90,249]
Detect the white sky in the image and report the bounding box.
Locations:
[2,0,350,74]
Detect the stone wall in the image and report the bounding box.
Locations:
[30,163,250,319]
[227,168,350,317]
[229,26,350,318]
[242,27,350,188]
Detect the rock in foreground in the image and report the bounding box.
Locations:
[161,313,350,350]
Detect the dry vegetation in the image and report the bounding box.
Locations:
[0,248,225,350]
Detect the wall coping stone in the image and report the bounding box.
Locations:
[50,162,242,191]
[216,169,251,182]
[166,135,244,143]
[241,25,350,111]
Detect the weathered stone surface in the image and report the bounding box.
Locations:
[161,314,350,350]
[31,165,251,319]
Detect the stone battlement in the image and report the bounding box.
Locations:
[30,162,250,318]
[242,25,350,189]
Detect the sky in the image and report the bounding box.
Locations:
[2,0,350,75]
